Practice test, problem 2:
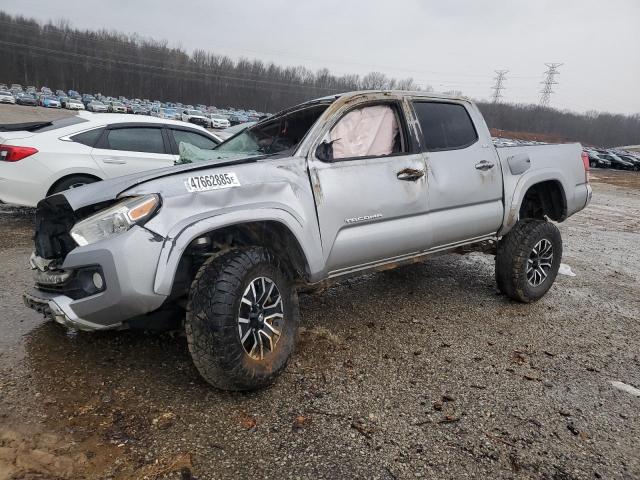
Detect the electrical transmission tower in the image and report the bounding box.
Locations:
[539,63,563,107]
[491,70,508,103]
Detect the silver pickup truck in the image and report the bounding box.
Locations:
[24,91,592,390]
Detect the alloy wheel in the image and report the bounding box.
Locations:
[527,238,554,287]
[237,276,284,360]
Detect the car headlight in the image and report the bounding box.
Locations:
[70,194,160,246]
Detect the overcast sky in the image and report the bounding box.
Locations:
[3,0,639,114]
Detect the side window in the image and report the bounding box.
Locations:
[106,127,165,154]
[328,104,403,160]
[172,129,218,150]
[412,102,478,151]
[70,127,104,147]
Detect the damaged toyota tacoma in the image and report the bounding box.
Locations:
[23,91,592,390]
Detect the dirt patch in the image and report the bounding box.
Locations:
[590,169,640,190]
[0,425,94,479]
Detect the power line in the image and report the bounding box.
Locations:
[0,40,342,94]
[491,70,508,103]
[539,63,563,107]
[0,18,542,82]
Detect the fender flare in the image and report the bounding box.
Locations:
[152,207,321,295]
[499,168,569,236]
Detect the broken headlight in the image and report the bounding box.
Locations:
[70,194,160,246]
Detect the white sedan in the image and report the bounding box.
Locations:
[65,99,86,110]
[0,112,222,207]
[0,90,16,104]
[206,113,231,129]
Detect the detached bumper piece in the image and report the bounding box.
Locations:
[23,289,115,331]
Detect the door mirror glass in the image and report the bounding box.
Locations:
[315,140,334,162]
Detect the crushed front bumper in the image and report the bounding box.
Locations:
[23,289,116,331]
[23,226,168,331]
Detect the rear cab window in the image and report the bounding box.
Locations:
[412,102,478,151]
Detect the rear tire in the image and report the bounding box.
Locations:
[495,219,562,303]
[49,175,98,195]
[186,247,298,390]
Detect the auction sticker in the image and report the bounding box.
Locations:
[185,172,241,192]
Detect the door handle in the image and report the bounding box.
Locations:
[475,160,495,171]
[102,158,127,164]
[397,168,425,181]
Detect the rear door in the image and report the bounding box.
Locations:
[308,100,430,277]
[91,124,175,177]
[411,100,504,247]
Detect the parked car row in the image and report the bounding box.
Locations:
[583,147,640,171]
[492,137,640,172]
[0,82,269,130]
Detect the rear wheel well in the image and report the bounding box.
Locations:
[47,173,102,196]
[169,221,310,301]
[519,180,566,222]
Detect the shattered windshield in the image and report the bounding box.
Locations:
[213,104,330,157]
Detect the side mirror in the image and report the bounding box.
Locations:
[315,141,334,162]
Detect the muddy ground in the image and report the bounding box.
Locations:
[1,158,639,478]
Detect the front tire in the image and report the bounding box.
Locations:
[495,219,562,303]
[186,247,298,390]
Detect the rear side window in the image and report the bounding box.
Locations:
[70,128,104,147]
[106,127,165,154]
[171,129,218,150]
[412,102,478,151]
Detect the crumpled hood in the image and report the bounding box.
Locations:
[57,154,263,211]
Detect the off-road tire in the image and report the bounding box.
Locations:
[495,219,562,303]
[185,247,298,390]
[50,175,98,194]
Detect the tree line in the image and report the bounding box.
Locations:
[0,12,418,112]
[0,11,637,147]
[478,102,640,148]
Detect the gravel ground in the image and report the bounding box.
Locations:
[0,103,76,123]
[0,166,639,479]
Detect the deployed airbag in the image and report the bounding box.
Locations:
[330,105,398,159]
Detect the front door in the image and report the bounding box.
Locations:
[308,101,430,277]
